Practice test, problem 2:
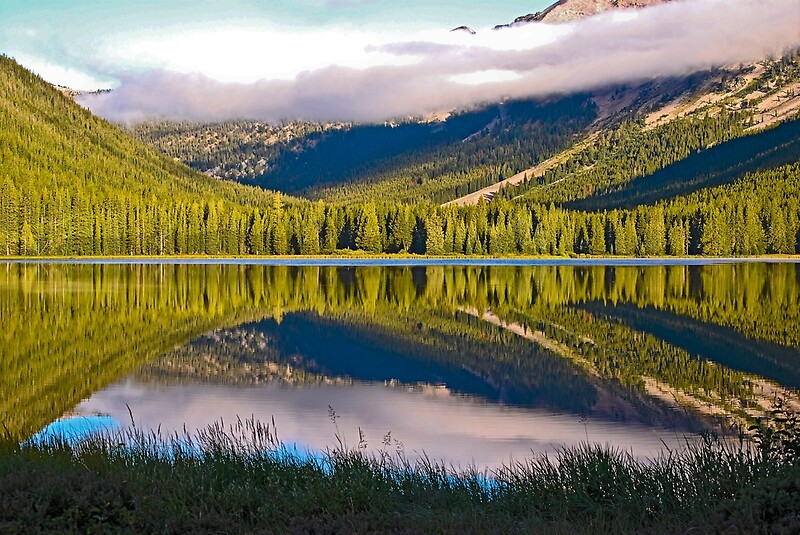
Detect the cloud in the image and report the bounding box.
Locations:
[79,0,800,123]
[9,52,115,91]
[78,377,686,466]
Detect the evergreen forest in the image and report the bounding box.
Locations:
[2,54,800,257]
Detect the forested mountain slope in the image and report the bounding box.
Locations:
[0,55,284,256]
[116,0,799,208]
[498,53,800,208]
[134,96,597,204]
[3,54,799,258]
[130,119,348,182]
[131,52,800,208]
[564,118,800,210]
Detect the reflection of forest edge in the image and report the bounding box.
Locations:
[2,262,798,440]
[580,302,800,388]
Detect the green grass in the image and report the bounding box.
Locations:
[2,411,800,534]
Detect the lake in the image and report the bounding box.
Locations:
[3,261,799,469]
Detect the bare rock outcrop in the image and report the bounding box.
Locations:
[495,0,672,28]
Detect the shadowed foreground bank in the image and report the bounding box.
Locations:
[1,414,799,534]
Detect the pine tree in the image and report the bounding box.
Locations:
[589,215,606,255]
[512,208,533,253]
[247,210,265,254]
[425,212,445,255]
[766,202,791,254]
[641,207,666,256]
[301,212,321,255]
[321,208,341,253]
[204,201,220,255]
[356,203,382,253]
[667,220,688,256]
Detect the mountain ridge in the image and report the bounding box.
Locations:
[494,0,672,28]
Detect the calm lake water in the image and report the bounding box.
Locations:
[3,261,799,468]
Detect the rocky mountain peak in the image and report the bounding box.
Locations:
[494,0,672,29]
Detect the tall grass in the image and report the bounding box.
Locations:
[2,411,799,534]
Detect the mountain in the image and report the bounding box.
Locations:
[130,119,348,182]
[120,0,797,208]
[0,55,281,256]
[132,95,598,203]
[126,43,800,257]
[131,52,800,208]
[4,40,799,258]
[495,0,672,28]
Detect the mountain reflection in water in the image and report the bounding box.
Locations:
[3,261,798,465]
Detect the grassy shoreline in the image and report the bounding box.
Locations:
[2,417,799,534]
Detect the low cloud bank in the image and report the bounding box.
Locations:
[80,0,800,123]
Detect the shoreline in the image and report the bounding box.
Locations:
[2,254,799,267]
[4,421,797,534]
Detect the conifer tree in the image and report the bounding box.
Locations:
[355,203,382,253]
[425,212,445,255]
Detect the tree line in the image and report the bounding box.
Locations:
[3,163,799,257]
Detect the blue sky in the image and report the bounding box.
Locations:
[0,0,549,89]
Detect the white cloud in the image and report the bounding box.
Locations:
[79,0,800,123]
[99,25,425,83]
[9,52,115,91]
[450,69,524,85]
